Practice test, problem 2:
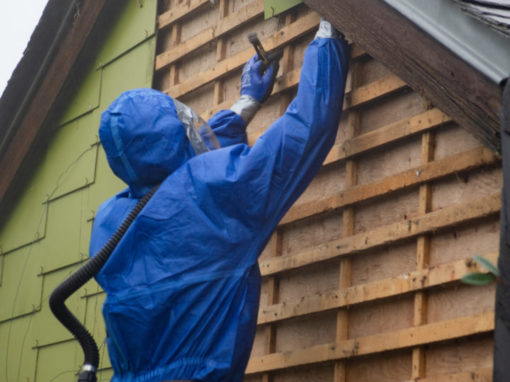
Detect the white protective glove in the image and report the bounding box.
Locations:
[315,18,345,40]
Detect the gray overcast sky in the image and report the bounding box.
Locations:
[0,0,48,96]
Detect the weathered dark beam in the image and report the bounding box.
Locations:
[495,80,510,382]
[0,0,114,226]
[303,0,503,152]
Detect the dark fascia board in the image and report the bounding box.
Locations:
[0,0,75,152]
[303,0,503,152]
[0,0,124,227]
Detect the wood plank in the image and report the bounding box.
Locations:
[302,0,502,152]
[282,146,497,225]
[164,12,321,98]
[212,0,229,106]
[406,367,492,382]
[157,0,211,30]
[260,192,501,276]
[346,74,407,108]
[412,129,435,379]
[246,311,494,373]
[325,108,452,165]
[334,96,360,382]
[258,252,498,324]
[156,0,264,70]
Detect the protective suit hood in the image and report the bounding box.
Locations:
[99,89,195,197]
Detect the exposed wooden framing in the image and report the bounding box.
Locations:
[246,311,494,374]
[335,63,361,382]
[157,0,211,30]
[201,68,407,120]
[345,74,407,108]
[156,0,264,71]
[164,12,321,98]
[260,192,501,276]
[261,13,297,382]
[404,367,492,382]
[412,124,435,379]
[213,0,229,106]
[204,105,450,170]
[325,108,451,164]
[282,146,498,225]
[169,22,182,88]
[257,252,498,324]
[302,0,502,152]
[262,232,281,382]
[0,0,110,223]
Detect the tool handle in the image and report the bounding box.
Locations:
[258,49,283,75]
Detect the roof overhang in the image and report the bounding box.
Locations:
[0,0,123,227]
[385,0,510,86]
[303,0,504,152]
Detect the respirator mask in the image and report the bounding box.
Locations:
[173,99,220,155]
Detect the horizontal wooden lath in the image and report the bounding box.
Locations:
[325,108,451,164]
[283,146,498,225]
[258,252,498,324]
[158,0,211,30]
[403,367,492,382]
[247,311,494,373]
[156,1,264,70]
[163,12,321,98]
[260,192,500,276]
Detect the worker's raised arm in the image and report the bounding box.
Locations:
[238,19,349,223]
[188,19,348,230]
[206,48,279,148]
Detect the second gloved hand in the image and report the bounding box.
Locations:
[240,54,278,103]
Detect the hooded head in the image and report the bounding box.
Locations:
[99,89,195,197]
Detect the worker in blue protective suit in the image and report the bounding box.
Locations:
[89,19,349,382]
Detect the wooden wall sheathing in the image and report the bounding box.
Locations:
[154,1,501,381]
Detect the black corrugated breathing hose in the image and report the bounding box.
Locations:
[49,186,159,382]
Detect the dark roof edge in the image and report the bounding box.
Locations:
[384,0,510,86]
[303,0,502,152]
[0,0,124,228]
[0,0,78,155]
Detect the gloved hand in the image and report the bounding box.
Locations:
[315,17,345,40]
[240,54,279,103]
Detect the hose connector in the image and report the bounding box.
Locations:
[77,364,97,382]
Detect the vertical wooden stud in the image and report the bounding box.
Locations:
[278,13,297,115]
[334,61,360,382]
[213,0,229,106]
[261,13,297,382]
[169,23,182,88]
[261,231,282,382]
[411,111,435,379]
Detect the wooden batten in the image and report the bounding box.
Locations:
[246,311,494,374]
[258,252,498,324]
[260,193,500,276]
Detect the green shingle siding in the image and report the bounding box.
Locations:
[0,1,157,380]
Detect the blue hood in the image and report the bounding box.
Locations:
[99,89,195,197]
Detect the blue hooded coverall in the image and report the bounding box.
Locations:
[90,37,349,382]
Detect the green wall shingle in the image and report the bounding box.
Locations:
[0,0,158,379]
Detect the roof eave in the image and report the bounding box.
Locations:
[304,0,503,152]
[0,0,120,227]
